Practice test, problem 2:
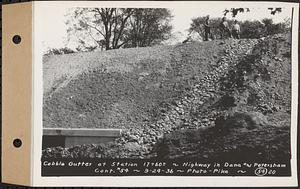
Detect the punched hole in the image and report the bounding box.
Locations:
[12,35,22,44]
[13,138,22,148]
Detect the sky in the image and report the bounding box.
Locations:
[36,1,293,52]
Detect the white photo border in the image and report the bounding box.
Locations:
[32,1,299,187]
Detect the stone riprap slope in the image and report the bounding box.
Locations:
[43,34,291,159]
[115,38,259,157]
[155,34,291,159]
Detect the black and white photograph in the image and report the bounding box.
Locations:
[37,1,297,182]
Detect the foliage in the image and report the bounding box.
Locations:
[189,16,290,40]
[44,47,75,56]
[239,20,265,39]
[66,8,133,51]
[66,8,173,50]
[268,8,282,15]
[223,8,250,17]
[124,8,173,48]
[189,17,234,40]
[240,18,288,39]
[224,7,282,17]
[261,18,286,35]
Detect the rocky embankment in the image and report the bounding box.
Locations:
[43,34,291,159]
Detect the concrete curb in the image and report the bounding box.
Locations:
[43,128,122,149]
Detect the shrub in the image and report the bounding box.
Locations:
[189,17,290,40]
[44,47,75,56]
